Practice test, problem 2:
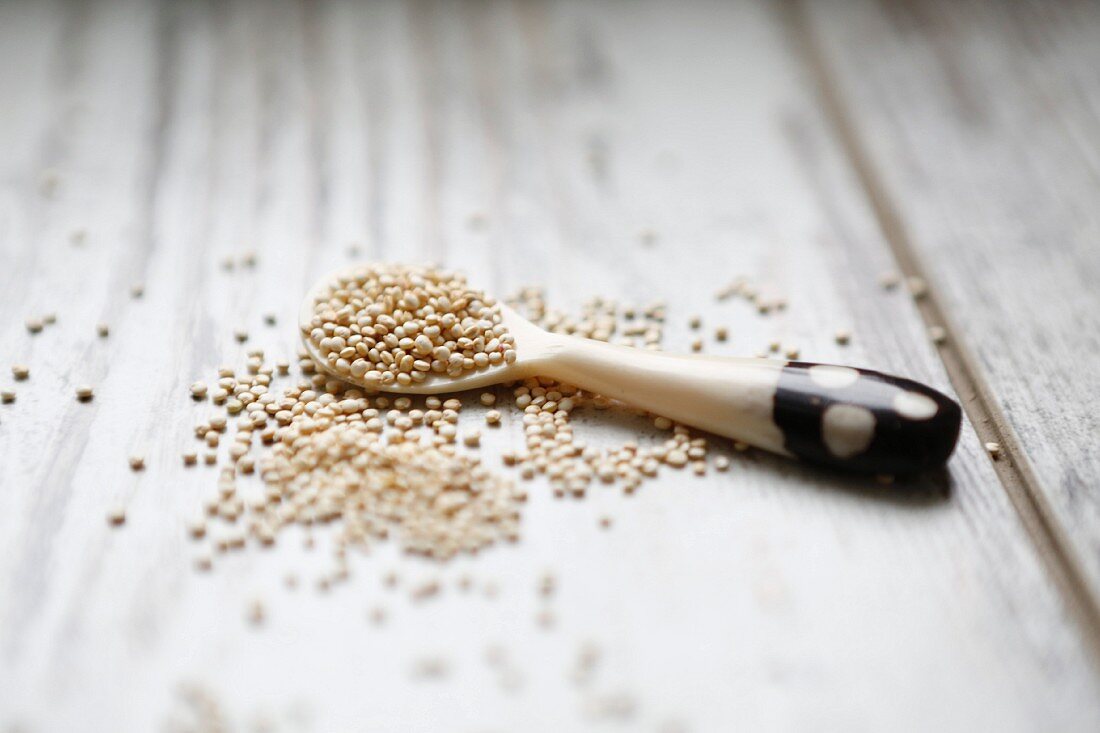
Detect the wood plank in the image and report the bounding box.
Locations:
[1,0,1098,730]
[804,0,1100,609]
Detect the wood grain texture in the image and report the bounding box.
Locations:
[1,1,1098,731]
[804,0,1100,608]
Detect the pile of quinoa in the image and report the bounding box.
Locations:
[180,265,754,582]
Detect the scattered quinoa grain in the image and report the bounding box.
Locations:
[929,326,947,344]
[985,442,1002,459]
[536,610,556,629]
[107,506,126,526]
[480,392,497,406]
[665,449,688,468]
[39,168,60,196]
[1,390,15,404]
[906,276,928,299]
[247,600,265,626]
[25,318,43,334]
[12,365,29,380]
[75,384,94,401]
[411,656,450,680]
[129,455,145,471]
[834,330,851,345]
[96,323,110,338]
[411,580,442,602]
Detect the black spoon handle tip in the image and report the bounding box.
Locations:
[772,362,962,475]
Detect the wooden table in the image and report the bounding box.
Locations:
[3,1,1099,730]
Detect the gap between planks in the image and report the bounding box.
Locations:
[780,0,1100,667]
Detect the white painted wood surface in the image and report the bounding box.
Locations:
[1,1,1098,731]
[806,0,1100,601]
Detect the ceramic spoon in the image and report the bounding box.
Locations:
[300,286,962,475]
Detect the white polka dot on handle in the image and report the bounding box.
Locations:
[821,403,876,458]
[808,365,860,389]
[893,391,938,420]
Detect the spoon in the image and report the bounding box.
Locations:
[300,278,962,475]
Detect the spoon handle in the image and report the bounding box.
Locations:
[542,338,961,474]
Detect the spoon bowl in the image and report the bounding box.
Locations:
[300,298,549,394]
